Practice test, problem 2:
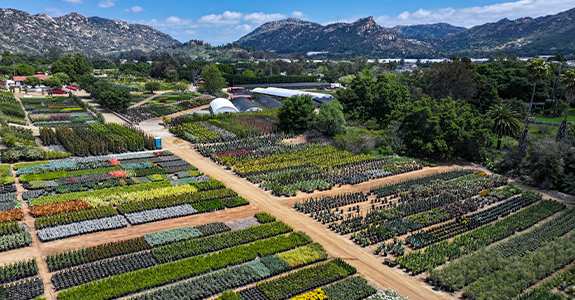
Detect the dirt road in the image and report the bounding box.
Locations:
[157,135,457,300]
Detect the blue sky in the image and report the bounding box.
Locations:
[3,0,575,44]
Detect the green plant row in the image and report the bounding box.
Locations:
[0,259,38,285]
[58,231,311,300]
[34,206,117,229]
[152,221,295,263]
[463,232,575,300]
[0,231,32,253]
[116,188,237,214]
[28,181,171,206]
[256,258,356,300]
[399,199,564,275]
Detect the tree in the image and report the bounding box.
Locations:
[278,94,316,133]
[525,138,575,189]
[336,70,409,124]
[392,97,493,162]
[200,64,226,94]
[53,72,70,85]
[556,69,575,141]
[93,84,131,113]
[187,61,199,84]
[145,82,161,93]
[23,76,41,87]
[516,58,551,160]
[50,53,93,83]
[15,64,35,76]
[46,47,63,62]
[316,100,346,136]
[43,77,62,89]
[549,52,567,102]
[425,57,476,102]
[488,103,522,150]
[241,70,255,77]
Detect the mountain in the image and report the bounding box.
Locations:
[237,17,430,57]
[389,23,467,39]
[0,8,181,55]
[432,7,575,56]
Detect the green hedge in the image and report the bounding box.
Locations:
[58,232,310,300]
[223,75,317,85]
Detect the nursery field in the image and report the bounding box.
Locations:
[123,93,209,123]
[49,213,403,300]
[0,91,27,125]
[292,167,575,300]
[12,151,250,243]
[39,123,158,156]
[169,113,433,197]
[20,95,102,127]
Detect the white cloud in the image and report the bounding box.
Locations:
[198,11,243,25]
[291,11,306,19]
[125,6,144,13]
[235,24,253,32]
[63,0,83,4]
[98,0,116,8]
[243,12,285,24]
[375,0,575,28]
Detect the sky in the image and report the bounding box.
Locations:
[2,0,575,45]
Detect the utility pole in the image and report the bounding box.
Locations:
[13,59,15,77]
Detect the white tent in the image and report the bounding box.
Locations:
[252,87,332,99]
[209,98,239,115]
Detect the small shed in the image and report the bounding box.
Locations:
[231,97,263,112]
[254,96,282,109]
[209,98,239,115]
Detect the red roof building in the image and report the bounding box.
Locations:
[13,72,53,83]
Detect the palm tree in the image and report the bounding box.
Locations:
[525,58,551,116]
[556,69,575,142]
[549,52,567,102]
[488,103,522,150]
[516,58,551,160]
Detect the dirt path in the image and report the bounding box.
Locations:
[76,91,128,125]
[129,92,164,109]
[157,135,456,300]
[11,168,56,300]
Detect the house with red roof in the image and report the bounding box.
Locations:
[12,72,53,86]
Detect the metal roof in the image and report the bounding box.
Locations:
[252,87,334,99]
[230,97,263,112]
[254,96,282,109]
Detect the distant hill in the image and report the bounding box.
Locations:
[236,17,430,57]
[0,8,181,55]
[389,23,467,39]
[432,7,575,56]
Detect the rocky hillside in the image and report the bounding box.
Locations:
[237,17,430,57]
[389,23,467,39]
[0,8,181,55]
[432,7,575,56]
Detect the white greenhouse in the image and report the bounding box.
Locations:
[209,98,239,115]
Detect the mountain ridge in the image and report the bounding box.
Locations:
[0,8,181,55]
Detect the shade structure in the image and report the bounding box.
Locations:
[231,97,263,112]
[254,96,282,109]
[252,87,334,99]
[209,98,239,115]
